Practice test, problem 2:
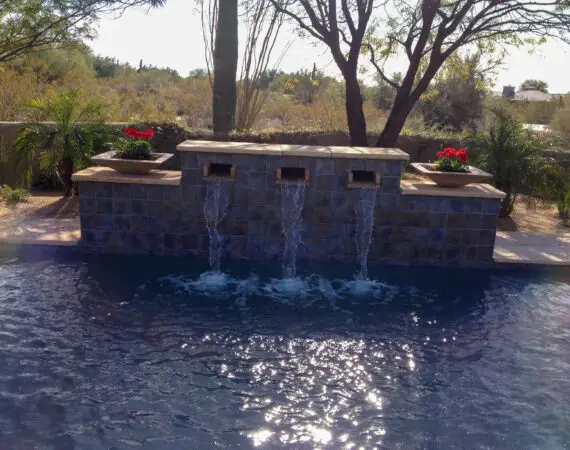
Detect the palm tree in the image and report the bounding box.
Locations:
[14,89,119,196]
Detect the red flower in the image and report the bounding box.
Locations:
[446,148,457,158]
[142,128,154,140]
[123,127,137,138]
[437,151,444,158]
[123,127,155,141]
[458,148,468,163]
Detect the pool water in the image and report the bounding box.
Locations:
[1,247,569,449]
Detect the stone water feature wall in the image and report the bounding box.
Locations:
[72,141,505,267]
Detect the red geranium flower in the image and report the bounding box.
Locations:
[123,127,137,138]
[457,148,468,163]
[142,128,154,140]
[123,127,155,141]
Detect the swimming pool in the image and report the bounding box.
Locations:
[1,247,569,448]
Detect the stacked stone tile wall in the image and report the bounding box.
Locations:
[180,150,404,263]
[74,142,504,267]
[78,181,187,255]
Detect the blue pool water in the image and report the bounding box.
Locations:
[0,247,569,449]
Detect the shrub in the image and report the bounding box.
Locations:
[469,109,546,217]
[13,89,120,196]
[0,185,29,205]
[540,164,570,226]
[551,107,570,143]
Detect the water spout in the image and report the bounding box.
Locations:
[204,181,229,272]
[353,187,378,280]
[280,180,305,278]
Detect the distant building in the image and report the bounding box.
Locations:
[502,85,515,99]
[522,123,551,138]
[513,90,552,102]
[499,86,553,102]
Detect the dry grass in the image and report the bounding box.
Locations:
[498,200,568,233]
[0,191,79,220]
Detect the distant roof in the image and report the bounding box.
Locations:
[522,123,551,133]
[514,90,552,102]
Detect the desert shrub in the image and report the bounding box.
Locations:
[469,109,546,217]
[0,185,29,205]
[516,100,559,125]
[365,76,398,111]
[419,53,488,132]
[539,164,570,226]
[551,107,570,143]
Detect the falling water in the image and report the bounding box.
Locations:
[204,181,230,272]
[280,180,306,278]
[353,187,378,280]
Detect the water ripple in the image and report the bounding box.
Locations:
[0,252,569,448]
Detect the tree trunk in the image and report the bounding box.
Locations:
[376,102,411,147]
[375,50,443,147]
[344,72,367,146]
[212,0,238,136]
[61,156,74,197]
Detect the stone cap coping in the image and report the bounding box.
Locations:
[72,167,181,185]
[176,140,409,160]
[401,180,506,199]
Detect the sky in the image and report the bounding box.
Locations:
[91,0,570,93]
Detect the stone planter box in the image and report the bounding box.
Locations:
[411,163,492,188]
[92,150,173,175]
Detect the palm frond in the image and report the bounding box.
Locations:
[14,88,119,193]
[12,123,57,187]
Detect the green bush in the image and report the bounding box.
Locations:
[14,89,120,196]
[0,185,29,205]
[551,107,570,143]
[540,164,570,226]
[469,109,546,217]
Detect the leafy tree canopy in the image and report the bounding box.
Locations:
[0,0,165,63]
[520,79,549,93]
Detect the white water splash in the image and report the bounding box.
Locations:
[204,181,230,272]
[158,272,400,307]
[280,181,306,278]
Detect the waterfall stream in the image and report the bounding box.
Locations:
[204,181,230,272]
[353,187,378,280]
[280,181,306,278]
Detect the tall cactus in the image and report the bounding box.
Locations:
[212,0,238,136]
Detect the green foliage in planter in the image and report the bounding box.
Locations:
[0,185,29,205]
[115,138,153,160]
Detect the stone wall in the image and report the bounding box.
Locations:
[179,151,403,263]
[371,193,500,265]
[74,142,504,268]
[78,181,187,255]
